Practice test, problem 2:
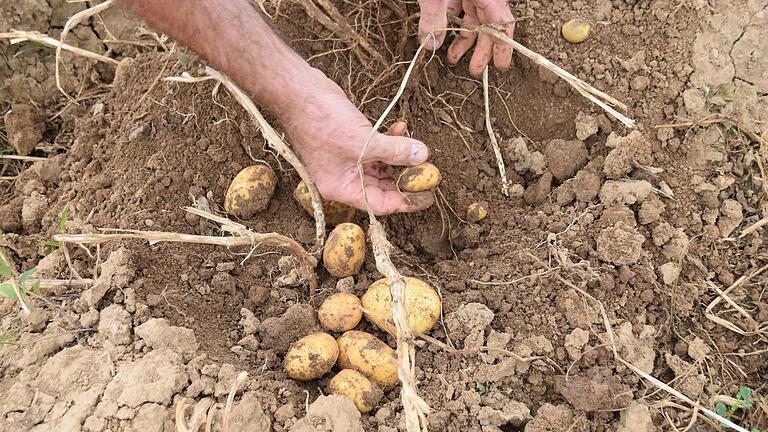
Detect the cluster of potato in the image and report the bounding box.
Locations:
[283,277,441,413]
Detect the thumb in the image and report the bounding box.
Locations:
[364,132,429,166]
[418,0,448,50]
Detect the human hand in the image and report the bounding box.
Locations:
[417,0,516,77]
[279,69,435,215]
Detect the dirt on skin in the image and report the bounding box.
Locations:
[1,1,767,432]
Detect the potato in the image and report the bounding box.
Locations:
[361,277,441,335]
[225,165,277,219]
[318,292,363,332]
[336,330,398,389]
[328,369,383,413]
[322,223,366,278]
[397,162,441,192]
[561,19,591,43]
[466,202,488,223]
[293,180,356,226]
[284,332,338,381]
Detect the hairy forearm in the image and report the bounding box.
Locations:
[120,0,315,120]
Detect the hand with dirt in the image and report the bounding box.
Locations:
[122,0,434,215]
[418,0,516,76]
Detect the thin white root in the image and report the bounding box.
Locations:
[195,67,327,254]
[355,41,431,432]
[56,0,115,100]
[52,207,318,293]
[222,372,248,432]
[482,66,510,196]
[449,17,635,128]
[0,30,118,66]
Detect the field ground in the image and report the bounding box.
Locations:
[1,0,767,431]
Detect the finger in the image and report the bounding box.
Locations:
[492,20,515,71]
[447,1,479,64]
[468,33,494,76]
[418,0,448,50]
[387,121,407,137]
[364,133,429,166]
[474,1,516,71]
[365,188,435,215]
[447,0,461,15]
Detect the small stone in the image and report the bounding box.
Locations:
[658,262,680,285]
[80,308,100,328]
[574,112,599,140]
[616,402,656,432]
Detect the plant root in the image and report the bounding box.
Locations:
[482,66,510,196]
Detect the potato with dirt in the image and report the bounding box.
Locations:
[293,180,356,226]
[397,162,441,192]
[328,369,383,413]
[361,277,441,335]
[322,223,366,277]
[284,332,338,381]
[224,164,277,219]
[318,292,363,332]
[337,330,399,389]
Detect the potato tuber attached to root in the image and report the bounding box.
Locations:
[294,180,356,226]
[225,165,277,219]
[361,277,441,335]
[284,332,338,381]
[322,223,366,278]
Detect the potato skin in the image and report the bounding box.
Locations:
[398,162,441,192]
[466,202,488,223]
[318,292,363,332]
[225,165,277,219]
[322,223,366,278]
[562,19,591,43]
[293,181,356,226]
[284,333,339,381]
[336,330,398,389]
[361,277,441,335]
[328,369,383,413]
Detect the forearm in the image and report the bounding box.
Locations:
[120,0,314,120]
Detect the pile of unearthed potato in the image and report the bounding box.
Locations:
[223,161,446,412]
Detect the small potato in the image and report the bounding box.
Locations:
[284,332,338,381]
[323,223,366,278]
[225,165,277,219]
[293,181,356,226]
[361,277,441,335]
[466,202,488,223]
[561,19,591,43]
[318,292,363,332]
[397,162,441,192]
[328,369,383,413]
[337,330,398,389]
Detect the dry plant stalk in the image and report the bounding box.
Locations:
[705,264,768,338]
[295,0,386,65]
[200,67,328,254]
[356,43,430,432]
[222,371,248,432]
[0,30,118,66]
[482,66,510,196]
[56,0,115,100]
[448,17,635,128]
[52,207,318,293]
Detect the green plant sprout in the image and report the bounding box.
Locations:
[44,203,69,248]
[0,247,40,313]
[714,387,762,432]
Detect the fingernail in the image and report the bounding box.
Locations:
[410,144,429,164]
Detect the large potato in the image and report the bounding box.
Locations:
[328,369,383,413]
[322,223,366,278]
[361,277,441,335]
[318,292,363,332]
[337,330,398,389]
[293,180,356,226]
[225,165,277,219]
[397,162,441,192]
[284,332,338,381]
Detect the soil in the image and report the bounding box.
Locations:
[2,1,767,432]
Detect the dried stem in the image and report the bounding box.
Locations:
[53,207,318,293]
[355,41,430,432]
[201,67,327,254]
[482,66,510,196]
[0,30,118,66]
[222,372,248,432]
[56,0,115,100]
[448,17,635,128]
[0,248,31,314]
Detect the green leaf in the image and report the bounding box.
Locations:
[475,382,487,396]
[0,261,10,277]
[0,282,17,299]
[0,333,16,345]
[175,52,190,66]
[31,281,40,294]
[59,204,69,232]
[18,268,36,288]
[715,403,727,417]
[44,240,62,248]
[737,387,753,401]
